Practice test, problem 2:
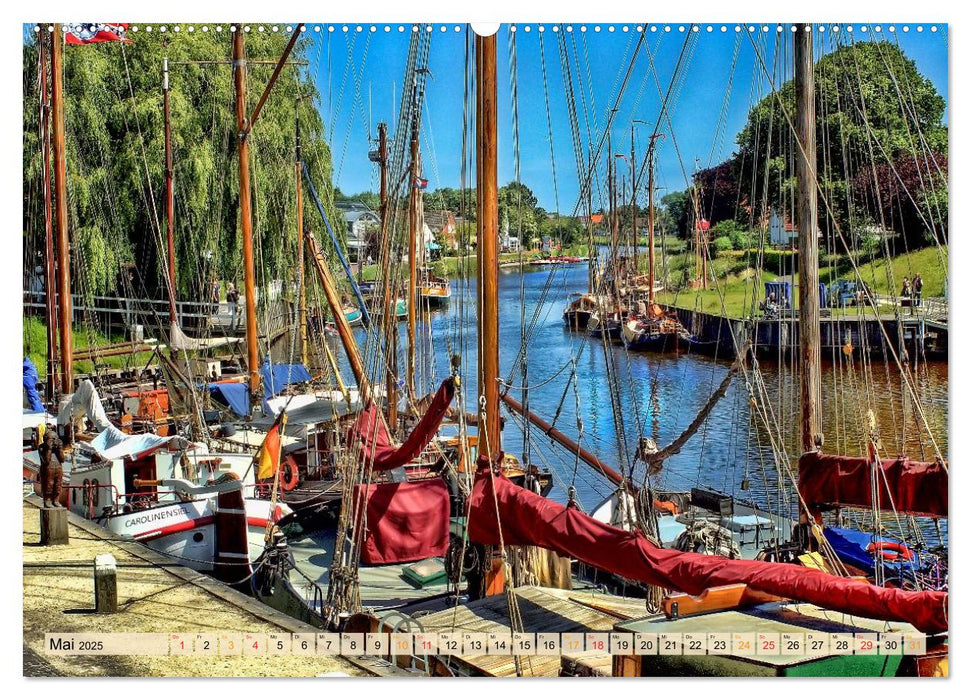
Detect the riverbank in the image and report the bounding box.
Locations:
[22,497,367,677]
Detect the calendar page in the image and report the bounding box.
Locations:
[15,2,949,686]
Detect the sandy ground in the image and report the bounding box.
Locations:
[22,499,365,677]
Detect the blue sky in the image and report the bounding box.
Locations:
[308,23,948,213]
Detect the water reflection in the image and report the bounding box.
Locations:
[335,261,946,533]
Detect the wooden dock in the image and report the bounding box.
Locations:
[384,585,652,677]
[21,496,394,677]
[665,304,947,360]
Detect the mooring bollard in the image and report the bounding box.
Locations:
[94,553,118,614]
[39,507,69,546]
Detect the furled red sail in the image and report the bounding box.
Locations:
[353,480,450,565]
[468,454,947,634]
[350,377,455,471]
[798,452,947,518]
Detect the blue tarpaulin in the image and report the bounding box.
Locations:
[261,360,312,399]
[207,382,251,418]
[23,358,44,412]
[824,527,916,577]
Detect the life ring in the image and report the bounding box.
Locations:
[867,540,913,562]
[279,455,300,492]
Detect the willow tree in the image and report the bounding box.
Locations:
[22,26,341,304]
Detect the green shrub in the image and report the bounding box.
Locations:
[711,236,734,256]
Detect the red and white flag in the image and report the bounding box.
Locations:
[65,23,131,45]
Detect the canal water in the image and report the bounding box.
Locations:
[342,260,947,538]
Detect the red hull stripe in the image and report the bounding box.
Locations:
[132,515,270,540]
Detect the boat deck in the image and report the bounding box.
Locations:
[395,585,652,677]
[285,527,451,609]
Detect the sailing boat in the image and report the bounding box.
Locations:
[620,131,695,353]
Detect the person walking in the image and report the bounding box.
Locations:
[226,282,240,329]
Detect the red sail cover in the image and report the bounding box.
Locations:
[353,480,450,565]
[799,452,947,518]
[350,377,455,471]
[468,455,947,634]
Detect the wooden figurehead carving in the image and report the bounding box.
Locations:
[38,426,65,508]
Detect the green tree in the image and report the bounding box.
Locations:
[23,28,340,303]
[734,41,946,245]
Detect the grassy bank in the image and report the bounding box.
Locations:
[657,245,947,318]
[22,316,155,381]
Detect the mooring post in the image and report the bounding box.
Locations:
[39,507,69,546]
[94,553,118,614]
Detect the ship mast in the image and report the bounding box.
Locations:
[51,24,73,395]
[163,57,178,325]
[647,134,661,305]
[795,24,822,453]
[407,94,420,400]
[38,32,58,401]
[232,26,261,396]
[295,107,307,367]
[376,123,398,427]
[476,30,501,459]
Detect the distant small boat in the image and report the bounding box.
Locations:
[344,306,363,326]
[621,304,694,352]
[418,269,451,307]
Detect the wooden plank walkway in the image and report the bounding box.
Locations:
[407,585,653,677]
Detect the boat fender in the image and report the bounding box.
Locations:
[867,540,913,561]
[279,455,300,492]
[653,498,680,515]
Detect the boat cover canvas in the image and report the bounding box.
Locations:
[350,377,455,471]
[798,452,947,518]
[352,480,450,565]
[468,453,947,634]
[90,425,189,460]
[57,379,112,432]
[23,358,43,412]
[169,322,241,351]
[261,360,312,399]
[207,382,251,417]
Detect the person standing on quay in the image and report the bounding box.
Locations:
[913,273,923,309]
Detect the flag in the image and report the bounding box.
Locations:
[413,176,428,191]
[256,412,287,480]
[65,23,131,45]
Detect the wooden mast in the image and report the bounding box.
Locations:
[305,232,370,401]
[163,57,177,325]
[609,135,620,312]
[585,147,595,293]
[51,24,73,395]
[630,126,638,280]
[647,135,659,304]
[232,25,261,396]
[377,122,398,427]
[295,108,307,367]
[407,99,420,400]
[476,30,501,459]
[39,31,58,401]
[795,24,822,454]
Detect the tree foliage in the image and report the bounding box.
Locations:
[733,40,947,246]
[23,29,339,301]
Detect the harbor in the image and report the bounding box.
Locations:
[21,21,948,680]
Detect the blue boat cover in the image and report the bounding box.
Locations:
[261,360,312,399]
[824,526,916,576]
[207,382,251,417]
[23,357,44,412]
